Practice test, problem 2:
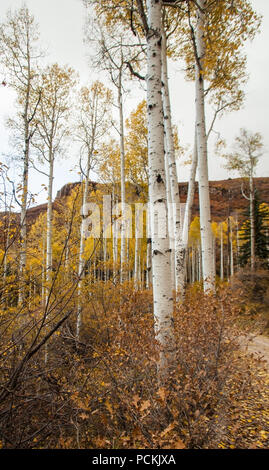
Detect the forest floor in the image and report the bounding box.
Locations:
[240,334,269,370]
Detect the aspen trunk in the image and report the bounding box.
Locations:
[198,245,203,281]
[118,69,126,283]
[41,232,46,308]
[113,191,118,281]
[134,210,140,290]
[146,206,152,289]
[146,238,152,289]
[212,235,216,279]
[76,160,90,340]
[141,258,145,289]
[103,236,107,282]
[230,217,234,277]
[44,152,54,364]
[177,132,198,298]
[3,208,12,308]
[18,36,32,306]
[220,223,224,280]
[127,237,131,281]
[195,0,215,292]
[164,144,175,292]
[46,154,54,291]
[161,27,180,294]
[236,214,240,270]
[249,175,255,271]
[146,0,175,376]
[191,246,195,283]
[18,135,30,305]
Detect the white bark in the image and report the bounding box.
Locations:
[134,208,140,290]
[164,144,176,292]
[3,202,13,306]
[103,236,107,281]
[220,223,224,280]
[118,68,127,283]
[236,214,240,270]
[161,27,180,294]
[230,218,234,277]
[113,190,119,281]
[76,157,90,341]
[44,152,54,365]
[198,243,202,282]
[177,132,198,298]
[18,87,31,305]
[146,0,175,375]
[212,235,216,279]
[41,232,46,308]
[46,154,54,293]
[191,246,195,283]
[249,174,255,270]
[195,0,215,292]
[146,238,152,289]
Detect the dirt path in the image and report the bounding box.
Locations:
[240,334,269,369]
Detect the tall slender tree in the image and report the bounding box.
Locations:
[239,194,269,269]
[76,81,112,340]
[222,128,264,271]
[135,0,175,376]
[0,6,43,303]
[33,64,76,308]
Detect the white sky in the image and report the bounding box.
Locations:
[0,0,268,205]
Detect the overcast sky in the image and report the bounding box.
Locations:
[0,0,268,205]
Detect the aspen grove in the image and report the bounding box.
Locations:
[0,1,269,450]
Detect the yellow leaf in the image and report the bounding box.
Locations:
[105,400,113,416]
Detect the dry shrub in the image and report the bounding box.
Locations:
[0,283,268,449]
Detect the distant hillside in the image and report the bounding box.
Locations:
[2,177,269,232]
[179,177,269,222]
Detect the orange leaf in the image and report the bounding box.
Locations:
[157,387,166,402]
[132,394,140,408]
[160,423,175,438]
[174,439,186,449]
[140,400,151,413]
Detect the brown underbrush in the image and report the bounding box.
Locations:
[0,283,268,449]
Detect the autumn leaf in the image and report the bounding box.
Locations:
[174,439,186,449]
[132,394,140,409]
[140,400,151,413]
[105,400,113,416]
[157,387,166,402]
[160,422,175,438]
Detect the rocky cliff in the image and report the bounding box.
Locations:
[2,177,269,232]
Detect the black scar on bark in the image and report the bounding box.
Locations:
[153,249,163,256]
[157,174,163,183]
